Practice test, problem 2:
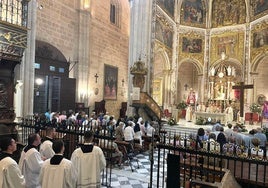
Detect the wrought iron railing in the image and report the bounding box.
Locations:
[153,131,268,188]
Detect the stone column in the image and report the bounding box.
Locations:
[19,0,37,116]
[77,8,90,106]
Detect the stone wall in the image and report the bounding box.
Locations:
[35,0,130,118]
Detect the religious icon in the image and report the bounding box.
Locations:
[187,88,196,105]
[104,65,118,100]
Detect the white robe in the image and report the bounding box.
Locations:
[40,140,55,159]
[0,156,25,188]
[19,148,43,188]
[225,106,233,123]
[71,145,106,188]
[39,158,77,188]
[185,107,192,122]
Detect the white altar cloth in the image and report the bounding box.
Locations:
[194,112,226,124]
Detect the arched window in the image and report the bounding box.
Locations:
[110,0,121,27]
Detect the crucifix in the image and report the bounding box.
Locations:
[232,82,254,118]
[94,73,99,83]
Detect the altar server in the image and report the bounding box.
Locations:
[40,127,56,159]
[71,130,106,188]
[19,133,43,188]
[0,137,25,188]
[185,105,193,122]
[225,104,234,124]
[40,139,77,188]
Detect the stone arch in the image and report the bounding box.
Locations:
[35,40,68,63]
[178,58,203,75]
[34,40,75,114]
[251,53,268,72]
[152,48,171,107]
[251,54,268,102]
[177,58,203,102]
[154,47,171,70]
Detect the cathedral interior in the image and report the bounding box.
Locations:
[1,0,268,187]
[0,0,267,126]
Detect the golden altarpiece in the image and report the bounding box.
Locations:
[145,0,268,122]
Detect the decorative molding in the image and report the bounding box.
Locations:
[156,5,176,30]
[0,23,27,61]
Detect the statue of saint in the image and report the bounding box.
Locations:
[187,88,196,105]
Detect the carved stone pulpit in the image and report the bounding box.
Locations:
[130,58,148,90]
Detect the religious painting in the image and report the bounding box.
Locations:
[157,0,175,18]
[182,37,202,53]
[180,0,206,27]
[155,19,173,48]
[253,0,268,16]
[104,64,118,100]
[210,32,244,64]
[212,0,246,27]
[252,28,268,48]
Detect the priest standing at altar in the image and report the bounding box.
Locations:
[186,105,193,122]
[225,104,233,124]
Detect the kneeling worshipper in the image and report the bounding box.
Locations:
[40,139,77,188]
[0,137,25,188]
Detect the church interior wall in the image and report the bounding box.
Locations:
[33,0,130,119]
[87,0,130,118]
[36,0,79,60]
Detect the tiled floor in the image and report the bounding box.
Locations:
[102,150,166,188]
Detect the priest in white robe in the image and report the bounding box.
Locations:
[185,105,193,122]
[0,137,25,188]
[225,104,234,124]
[40,139,77,188]
[19,133,44,188]
[71,130,106,188]
[40,127,56,159]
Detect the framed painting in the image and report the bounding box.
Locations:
[254,0,268,16]
[104,64,118,100]
[182,37,202,53]
[181,0,206,27]
[253,28,268,48]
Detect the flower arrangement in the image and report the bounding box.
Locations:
[250,103,262,114]
[177,101,187,110]
[168,117,177,126]
[195,116,206,125]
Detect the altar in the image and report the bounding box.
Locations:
[194,112,226,125]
